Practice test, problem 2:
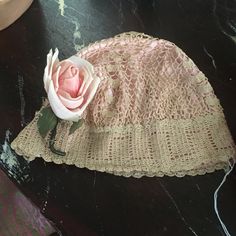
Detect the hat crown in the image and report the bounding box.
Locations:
[78,32,221,127]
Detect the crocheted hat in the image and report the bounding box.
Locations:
[11,32,235,178]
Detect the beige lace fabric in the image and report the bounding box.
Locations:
[11,32,236,178]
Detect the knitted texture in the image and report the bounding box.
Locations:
[11,32,236,178]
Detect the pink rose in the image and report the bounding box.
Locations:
[43,49,101,122]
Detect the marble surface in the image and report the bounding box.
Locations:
[0,0,236,235]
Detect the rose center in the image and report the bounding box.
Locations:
[59,68,82,98]
[71,67,77,76]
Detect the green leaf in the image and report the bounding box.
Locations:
[37,107,58,138]
[69,119,84,135]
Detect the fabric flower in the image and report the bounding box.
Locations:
[43,48,100,122]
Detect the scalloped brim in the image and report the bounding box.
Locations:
[11,109,236,178]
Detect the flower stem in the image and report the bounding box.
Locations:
[49,122,66,156]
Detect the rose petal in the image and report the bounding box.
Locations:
[52,65,61,92]
[47,80,81,122]
[57,90,71,99]
[78,67,94,96]
[74,76,101,114]
[60,72,81,98]
[59,94,84,109]
[43,49,59,92]
[49,48,59,78]
[65,56,95,97]
[58,61,75,78]
[43,49,53,92]
[61,65,77,78]
[67,55,94,73]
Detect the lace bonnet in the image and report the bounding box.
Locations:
[11,32,236,178]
